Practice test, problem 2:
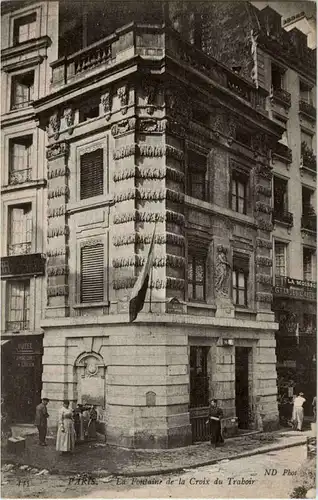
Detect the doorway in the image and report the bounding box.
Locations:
[235,347,250,429]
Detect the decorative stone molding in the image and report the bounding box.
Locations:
[47,142,70,161]
[47,265,69,276]
[111,118,135,137]
[47,206,66,218]
[113,232,184,247]
[113,212,137,224]
[117,84,129,115]
[165,88,191,120]
[166,210,185,226]
[256,292,273,303]
[166,277,185,290]
[256,256,272,267]
[256,273,272,284]
[166,189,185,204]
[49,110,61,140]
[166,254,185,268]
[47,225,69,238]
[113,254,184,269]
[113,144,137,160]
[64,107,75,133]
[80,238,103,248]
[47,167,69,179]
[215,245,231,296]
[139,144,165,157]
[255,184,272,197]
[47,186,70,199]
[167,119,186,138]
[137,189,166,201]
[255,164,273,180]
[113,277,137,290]
[113,189,136,203]
[137,167,165,180]
[257,218,274,232]
[142,79,159,115]
[112,256,137,268]
[113,234,137,246]
[255,202,273,214]
[47,246,69,257]
[113,168,135,182]
[166,167,185,184]
[211,113,225,138]
[256,237,272,249]
[113,210,185,225]
[166,232,185,247]
[101,89,112,120]
[166,145,184,161]
[137,118,166,133]
[227,117,236,145]
[47,284,69,297]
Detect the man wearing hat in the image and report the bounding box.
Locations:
[35,398,50,446]
[292,392,306,431]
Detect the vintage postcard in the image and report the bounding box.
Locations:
[0,0,316,499]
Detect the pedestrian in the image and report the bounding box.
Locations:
[206,398,224,448]
[73,403,84,443]
[292,392,306,431]
[82,405,90,440]
[56,399,76,453]
[87,405,97,440]
[34,398,49,446]
[312,396,316,422]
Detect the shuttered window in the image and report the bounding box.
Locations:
[80,149,103,200]
[80,244,104,303]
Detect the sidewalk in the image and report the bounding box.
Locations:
[2,427,310,477]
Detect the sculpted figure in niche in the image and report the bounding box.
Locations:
[215,245,231,296]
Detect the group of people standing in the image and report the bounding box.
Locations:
[35,398,98,453]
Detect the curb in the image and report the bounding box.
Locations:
[2,437,307,478]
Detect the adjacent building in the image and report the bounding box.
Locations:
[1,0,315,448]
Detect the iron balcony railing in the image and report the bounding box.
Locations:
[273,209,294,226]
[301,142,316,172]
[271,87,291,108]
[8,242,32,256]
[299,99,316,120]
[6,320,29,331]
[301,213,317,232]
[272,142,292,163]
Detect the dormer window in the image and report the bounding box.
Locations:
[13,13,36,45]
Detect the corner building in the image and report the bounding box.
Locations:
[2,1,284,448]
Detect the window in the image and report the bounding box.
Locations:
[187,151,207,201]
[11,71,34,109]
[300,80,313,104]
[6,280,30,331]
[303,247,314,281]
[80,243,104,303]
[301,131,313,149]
[190,346,209,408]
[8,204,32,256]
[271,63,285,91]
[302,186,314,215]
[273,176,288,214]
[79,98,100,123]
[187,252,206,301]
[275,241,287,277]
[80,149,103,200]
[231,170,248,214]
[13,13,36,44]
[232,254,249,306]
[9,136,32,184]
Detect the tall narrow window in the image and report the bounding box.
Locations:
[11,71,34,109]
[187,151,207,201]
[9,136,32,184]
[275,241,287,277]
[299,80,313,104]
[187,252,206,301]
[80,243,104,303]
[273,176,288,215]
[8,204,32,256]
[13,13,37,44]
[190,346,209,408]
[303,247,314,281]
[80,149,104,200]
[231,171,248,214]
[6,280,30,331]
[232,254,249,306]
[271,63,285,91]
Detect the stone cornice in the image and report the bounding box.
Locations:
[2,55,44,73]
[1,179,46,194]
[1,36,51,62]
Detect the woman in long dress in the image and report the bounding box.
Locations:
[206,399,224,448]
[56,399,76,453]
[87,406,97,440]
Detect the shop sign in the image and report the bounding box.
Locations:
[273,286,316,300]
[1,254,46,278]
[15,341,36,367]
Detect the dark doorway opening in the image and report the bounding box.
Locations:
[235,347,250,429]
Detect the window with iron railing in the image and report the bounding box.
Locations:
[8,204,32,256]
[187,252,206,302]
[6,280,30,331]
[9,136,32,185]
[275,241,287,277]
[11,71,34,110]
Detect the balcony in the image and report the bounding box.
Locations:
[9,168,32,185]
[299,99,316,120]
[272,142,292,164]
[273,209,294,227]
[301,213,317,233]
[301,142,316,173]
[50,24,267,114]
[8,242,32,256]
[6,320,29,332]
[271,88,291,108]
[273,275,316,301]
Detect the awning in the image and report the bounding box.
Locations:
[1,339,10,347]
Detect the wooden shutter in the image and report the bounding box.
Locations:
[80,244,104,303]
[80,149,103,200]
